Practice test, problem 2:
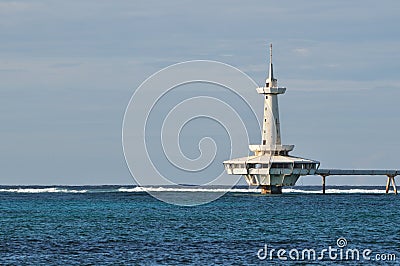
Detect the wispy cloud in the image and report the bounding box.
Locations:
[1,0,400,184]
[0,1,34,12]
[293,48,310,56]
[285,78,400,92]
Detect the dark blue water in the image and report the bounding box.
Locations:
[0,186,399,265]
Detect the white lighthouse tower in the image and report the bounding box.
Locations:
[224,44,400,194]
[223,44,320,194]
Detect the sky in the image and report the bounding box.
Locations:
[1,0,400,185]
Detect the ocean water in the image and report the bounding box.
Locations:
[0,185,399,265]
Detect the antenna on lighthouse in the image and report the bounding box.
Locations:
[266,43,276,88]
[269,43,273,65]
[269,43,273,81]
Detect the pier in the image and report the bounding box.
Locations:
[316,169,399,194]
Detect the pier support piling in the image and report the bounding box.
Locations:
[386,176,391,194]
[386,175,398,195]
[260,185,282,194]
[321,175,326,194]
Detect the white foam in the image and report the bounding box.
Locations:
[324,188,385,194]
[0,187,389,194]
[0,188,88,193]
[117,187,260,193]
[283,188,320,194]
[283,188,386,194]
[119,187,387,194]
[117,187,388,194]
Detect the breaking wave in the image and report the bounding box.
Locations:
[283,188,386,194]
[116,187,260,193]
[0,186,390,194]
[0,188,88,193]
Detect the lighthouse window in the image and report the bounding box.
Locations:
[265,96,268,99]
[271,163,291,169]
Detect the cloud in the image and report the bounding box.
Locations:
[0,1,33,12]
[1,0,400,185]
[293,48,310,56]
[284,78,400,92]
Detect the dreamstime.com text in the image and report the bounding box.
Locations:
[257,238,396,262]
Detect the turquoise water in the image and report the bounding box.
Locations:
[0,186,399,265]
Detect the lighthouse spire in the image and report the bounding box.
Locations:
[269,43,273,80]
[266,43,277,88]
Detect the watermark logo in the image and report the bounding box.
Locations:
[122,61,270,206]
[257,237,396,261]
[336,237,347,248]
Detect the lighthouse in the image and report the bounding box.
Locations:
[223,44,320,194]
[224,44,399,194]
[260,44,285,147]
